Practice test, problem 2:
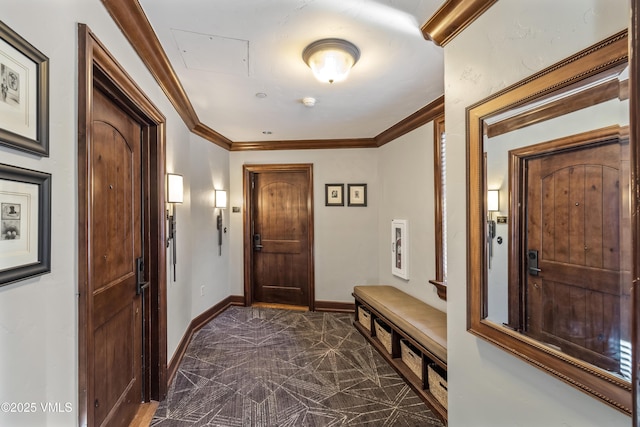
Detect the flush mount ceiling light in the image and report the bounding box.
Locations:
[302,38,360,84]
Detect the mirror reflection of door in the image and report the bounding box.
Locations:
[520,135,631,380]
[472,30,632,413]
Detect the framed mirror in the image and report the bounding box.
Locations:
[467,30,632,414]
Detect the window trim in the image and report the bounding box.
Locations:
[430,114,447,300]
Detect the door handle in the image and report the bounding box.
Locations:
[527,250,540,276]
[253,234,263,251]
[136,257,149,295]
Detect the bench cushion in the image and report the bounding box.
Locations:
[354,285,447,362]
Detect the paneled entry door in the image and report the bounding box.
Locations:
[78,24,168,427]
[243,164,314,308]
[89,86,144,426]
[524,137,630,374]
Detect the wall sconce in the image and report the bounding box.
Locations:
[487,189,499,267]
[215,189,227,255]
[302,38,360,84]
[167,173,183,281]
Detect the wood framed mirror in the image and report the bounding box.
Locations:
[467,30,633,414]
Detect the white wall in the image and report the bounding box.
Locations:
[188,134,230,319]
[229,148,380,302]
[0,2,229,426]
[377,123,445,312]
[446,0,630,425]
[165,114,193,361]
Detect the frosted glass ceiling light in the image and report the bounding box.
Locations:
[302,38,360,84]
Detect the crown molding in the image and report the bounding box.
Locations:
[100,0,232,150]
[103,0,445,151]
[486,78,625,139]
[231,138,377,152]
[192,122,233,148]
[375,95,444,147]
[232,92,444,151]
[421,0,497,47]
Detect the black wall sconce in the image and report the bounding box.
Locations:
[487,189,499,268]
[215,189,227,255]
[167,173,183,281]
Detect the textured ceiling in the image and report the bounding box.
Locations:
[139,0,445,143]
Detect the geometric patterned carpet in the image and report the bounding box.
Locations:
[151,306,444,426]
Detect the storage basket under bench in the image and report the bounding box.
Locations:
[352,285,448,425]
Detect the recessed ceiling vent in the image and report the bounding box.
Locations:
[171,29,249,76]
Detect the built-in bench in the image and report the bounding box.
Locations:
[353,285,448,424]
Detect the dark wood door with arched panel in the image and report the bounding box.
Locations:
[78,24,167,427]
[90,85,144,426]
[243,164,314,309]
[515,132,630,375]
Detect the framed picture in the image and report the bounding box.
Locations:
[0,21,49,156]
[391,219,408,280]
[325,183,344,206]
[0,163,51,286]
[348,184,367,207]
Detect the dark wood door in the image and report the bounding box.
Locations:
[90,87,143,426]
[525,140,630,373]
[250,168,312,306]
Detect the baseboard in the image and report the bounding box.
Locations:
[167,295,244,386]
[315,300,355,313]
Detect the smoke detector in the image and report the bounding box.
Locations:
[302,97,316,107]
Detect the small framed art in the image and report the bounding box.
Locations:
[348,184,367,207]
[0,163,51,286]
[325,184,344,206]
[0,20,49,156]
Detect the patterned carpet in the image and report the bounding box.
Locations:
[151,306,444,426]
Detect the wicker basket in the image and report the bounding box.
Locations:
[400,339,422,380]
[428,364,448,409]
[374,318,392,354]
[358,306,371,331]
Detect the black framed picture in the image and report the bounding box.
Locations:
[348,183,367,207]
[325,183,344,206]
[0,163,51,286]
[0,20,49,156]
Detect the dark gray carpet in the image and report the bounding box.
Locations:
[151,306,444,426]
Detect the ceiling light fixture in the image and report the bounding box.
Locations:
[302,38,360,84]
